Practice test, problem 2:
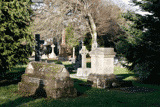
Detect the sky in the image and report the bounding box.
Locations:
[31,0,153,16]
[111,0,153,16]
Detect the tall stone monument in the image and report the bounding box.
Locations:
[58,29,68,61]
[87,48,120,89]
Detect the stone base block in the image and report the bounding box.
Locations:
[77,68,91,77]
[49,53,57,59]
[87,73,120,89]
[18,82,77,99]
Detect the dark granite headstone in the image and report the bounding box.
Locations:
[35,34,44,61]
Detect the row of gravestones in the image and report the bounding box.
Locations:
[32,34,126,68]
[32,34,78,64]
[19,36,132,99]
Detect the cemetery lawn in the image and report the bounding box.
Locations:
[0,61,160,107]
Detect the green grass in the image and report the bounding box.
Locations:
[1,60,160,107]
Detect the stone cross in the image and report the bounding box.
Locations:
[73,47,75,58]
[79,44,88,69]
[49,44,56,58]
[35,34,44,61]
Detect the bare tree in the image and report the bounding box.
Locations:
[30,0,127,49]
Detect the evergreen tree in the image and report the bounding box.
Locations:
[0,0,35,77]
[65,23,79,47]
[115,0,160,83]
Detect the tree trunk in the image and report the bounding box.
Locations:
[88,13,98,50]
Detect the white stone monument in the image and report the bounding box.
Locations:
[49,44,57,59]
[41,54,48,59]
[77,45,91,77]
[87,47,121,89]
[89,48,116,74]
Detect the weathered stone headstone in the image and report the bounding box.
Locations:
[69,47,76,64]
[58,29,68,61]
[35,34,44,61]
[77,45,91,77]
[18,61,77,99]
[49,44,57,59]
[87,48,120,89]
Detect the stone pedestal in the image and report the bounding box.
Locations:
[77,45,91,77]
[18,61,77,99]
[89,48,116,74]
[87,48,120,88]
[87,73,120,89]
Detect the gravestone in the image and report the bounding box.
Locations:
[49,44,57,59]
[41,42,48,60]
[77,45,91,77]
[87,48,120,89]
[69,47,76,64]
[86,48,132,89]
[58,29,68,61]
[35,34,44,61]
[18,61,77,99]
[75,40,83,68]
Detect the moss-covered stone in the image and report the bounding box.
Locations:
[18,61,77,99]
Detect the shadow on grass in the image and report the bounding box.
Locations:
[115,74,139,81]
[0,94,37,107]
[72,78,92,98]
[0,68,26,87]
